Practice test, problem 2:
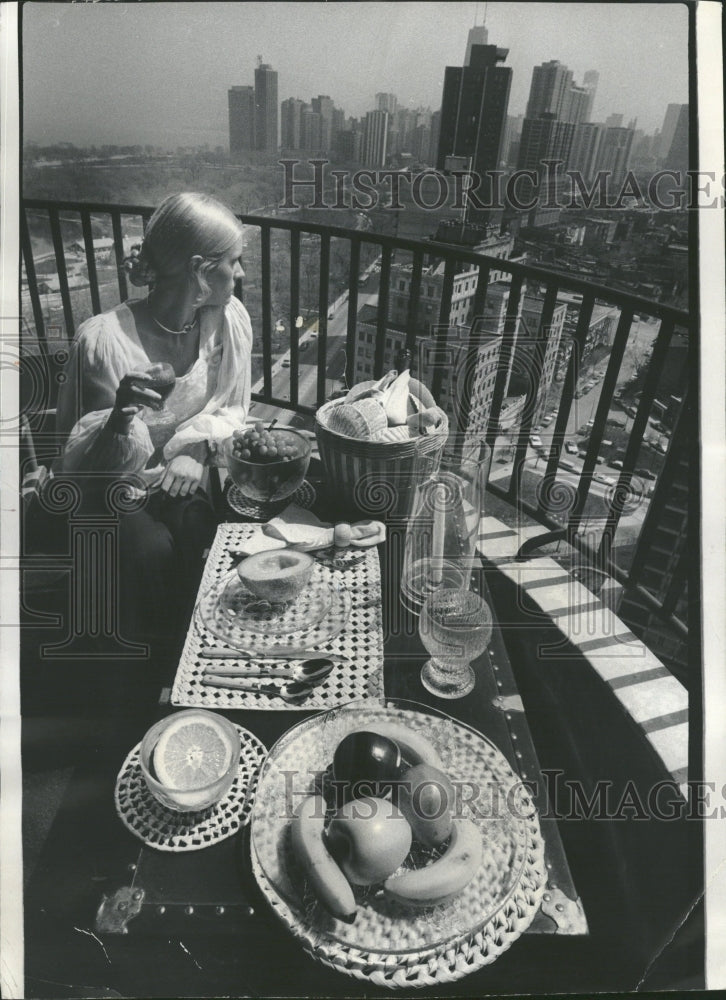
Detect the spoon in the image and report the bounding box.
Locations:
[202,658,335,683]
[200,674,326,704]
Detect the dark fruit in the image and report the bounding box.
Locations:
[332,731,403,804]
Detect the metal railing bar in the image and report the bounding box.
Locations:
[510,282,559,509]
[316,232,331,405]
[567,305,634,533]
[405,250,424,357]
[249,392,316,415]
[484,273,524,450]
[374,246,392,379]
[431,258,456,402]
[47,206,75,341]
[110,210,129,303]
[80,209,101,316]
[20,210,48,354]
[289,229,301,408]
[596,316,677,565]
[22,200,691,328]
[626,387,689,587]
[345,237,361,390]
[260,224,273,400]
[660,553,689,621]
[540,292,596,511]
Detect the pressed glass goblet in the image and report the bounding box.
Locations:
[140,361,177,445]
[419,587,493,699]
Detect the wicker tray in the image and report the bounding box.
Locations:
[249,700,547,987]
[171,524,384,711]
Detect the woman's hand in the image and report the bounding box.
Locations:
[160,454,204,497]
[109,372,162,433]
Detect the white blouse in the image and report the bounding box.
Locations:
[56,296,253,479]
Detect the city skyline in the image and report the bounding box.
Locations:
[22,2,689,149]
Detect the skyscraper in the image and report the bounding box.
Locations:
[228,86,255,153]
[464,25,488,65]
[659,103,683,160]
[517,113,575,172]
[362,110,389,166]
[437,43,512,206]
[662,104,689,174]
[376,92,398,115]
[567,121,605,181]
[583,70,599,121]
[312,95,335,152]
[254,61,278,152]
[594,125,635,186]
[281,97,305,150]
[526,60,574,119]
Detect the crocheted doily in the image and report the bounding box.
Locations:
[115,723,267,852]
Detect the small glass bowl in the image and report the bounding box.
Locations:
[224,429,311,503]
[139,710,240,813]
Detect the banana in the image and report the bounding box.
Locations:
[290,794,356,923]
[383,817,483,908]
[347,721,445,771]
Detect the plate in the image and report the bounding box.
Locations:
[218,571,333,635]
[196,565,351,654]
[250,700,546,964]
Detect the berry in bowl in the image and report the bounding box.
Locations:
[224,423,311,503]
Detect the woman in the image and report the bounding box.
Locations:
[53,191,253,647]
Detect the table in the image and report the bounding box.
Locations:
[28,468,699,997]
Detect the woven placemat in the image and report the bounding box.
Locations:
[249,702,547,987]
[224,479,316,521]
[114,723,267,852]
[171,524,384,711]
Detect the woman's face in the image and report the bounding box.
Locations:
[203,237,245,305]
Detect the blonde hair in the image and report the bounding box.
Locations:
[124,192,243,298]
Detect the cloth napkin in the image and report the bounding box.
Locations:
[232,504,385,557]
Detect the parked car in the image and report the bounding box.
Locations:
[565,441,579,455]
[530,435,543,448]
[561,460,579,472]
[594,473,616,486]
[587,418,595,429]
[281,359,291,368]
[542,416,553,427]
[611,459,624,469]
[637,468,657,480]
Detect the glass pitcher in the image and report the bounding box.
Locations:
[400,449,487,615]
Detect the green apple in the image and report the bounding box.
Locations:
[325,795,412,886]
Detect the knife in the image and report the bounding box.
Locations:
[199,646,350,662]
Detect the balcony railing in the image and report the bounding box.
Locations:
[20,198,695,674]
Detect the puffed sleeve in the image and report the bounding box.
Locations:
[55,313,153,474]
[163,297,253,460]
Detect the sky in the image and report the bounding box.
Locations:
[21,1,690,149]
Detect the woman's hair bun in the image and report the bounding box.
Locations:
[122,243,156,287]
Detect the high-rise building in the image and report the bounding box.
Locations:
[658,103,683,161]
[429,109,441,165]
[335,128,362,162]
[526,60,574,119]
[281,97,306,150]
[312,95,334,151]
[583,70,599,121]
[567,86,591,126]
[362,110,389,166]
[376,92,398,115]
[254,62,278,152]
[464,25,489,64]
[662,104,688,174]
[301,108,323,151]
[594,125,635,186]
[605,113,624,128]
[228,85,255,153]
[437,43,512,207]
[517,113,575,171]
[567,121,605,181]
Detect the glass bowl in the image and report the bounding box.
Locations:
[249,699,543,959]
[223,429,311,503]
[140,710,240,812]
